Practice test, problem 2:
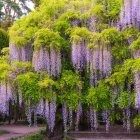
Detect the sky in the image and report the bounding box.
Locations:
[26,1,34,10]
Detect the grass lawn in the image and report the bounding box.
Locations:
[11,130,48,140]
[0,130,9,135]
[19,133,44,140]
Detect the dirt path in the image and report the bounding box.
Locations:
[74,137,140,140]
[0,125,43,140]
[68,130,140,140]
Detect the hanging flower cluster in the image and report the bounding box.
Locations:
[0,82,13,115]
[32,47,61,76]
[9,44,33,62]
[120,0,140,29]
[130,40,140,109]
[32,28,64,76]
[6,0,140,134]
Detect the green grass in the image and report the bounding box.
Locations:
[11,130,49,140]
[20,133,44,140]
[0,130,9,135]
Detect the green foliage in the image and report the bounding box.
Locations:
[60,91,82,110]
[59,10,79,22]
[59,70,82,89]
[0,63,13,82]
[1,47,9,55]
[123,58,140,73]
[68,0,92,10]
[40,0,66,18]
[105,71,129,87]
[7,0,140,126]
[87,0,121,30]
[130,38,140,51]
[0,130,9,135]
[54,20,71,35]
[87,82,112,111]
[37,116,46,124]
[117,91,135,109]
[18,130,47,140]
[133,115,140,128]
[90,4,105,20]
[93,0,121,21]
[0,29,9,50]
[88,27,120,49]
[100,27,120,45]
[121,27,139,41]
[9,0,121,50]
[88,32,100,48]
[9,11,40,47]
[112,45,130,63]
[38,73,57,101]
[59,70,82,110]
[34,28,66,49]
[38,79,55,89]
[15,72,40,103]
[12,61,33,74]
[0,47,12,83]
[70,27,91,43]
[33,0,41,7]
[13,37,29,48]
[0,47,10,64]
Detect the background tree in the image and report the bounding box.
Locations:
[59,70,82,132]
[4,0,140,136]
[0,28,9,51]
[0,0,34,30]
[15,72,39,126]
[32,0,40,8]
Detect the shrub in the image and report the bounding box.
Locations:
[133,115,140,128]
[0,28,9,50]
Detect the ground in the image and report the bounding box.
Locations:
[75,138,139,140]
[0,125,43,140]
[0,125,140,140]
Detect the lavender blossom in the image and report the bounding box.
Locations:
[62,103,67,133]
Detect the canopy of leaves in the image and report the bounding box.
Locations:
[12,61,33,74]
[70,27,91,43]
[0,0,35,30]
[0,63,12,82]
[130,38,140,51]
[9,0,121,48]
[87,82,112,111]
[133,115,140,128]
[0,29,9,50]
[59,70,82,110]
[117,91,135,109]
[89,0,120,30]
[38,72,57,101]
[0,47,13,82]
[7,0,140,117]
[34,28,66,49]
[15,72,40,103]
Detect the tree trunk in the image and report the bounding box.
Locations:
[8,100,12,124]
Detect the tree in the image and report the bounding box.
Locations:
[0,0,34,30]
[0,47,13,123]
[6,0,140,135]
[87,82,112,132]
[32,0,40,8]
[15,72,39,126]
[38,71,57,134]
[59,70,82,132]
[0,28,9,50]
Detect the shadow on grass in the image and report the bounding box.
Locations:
[10,130,48,140]
[0,130,9,135]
